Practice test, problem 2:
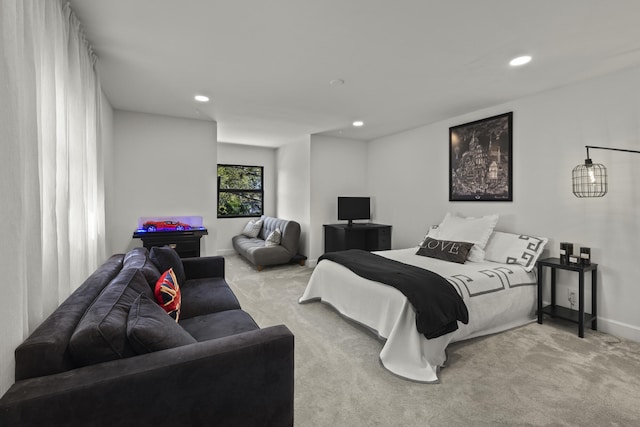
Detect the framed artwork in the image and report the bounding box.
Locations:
[449,112,513,201]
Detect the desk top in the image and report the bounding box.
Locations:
[537,257,597,272]
[132,228,208,239]
[324,223,391,230]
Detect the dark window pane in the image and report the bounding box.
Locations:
[218,192,263,217]
[218,165,262,190]
[217,164,264,218]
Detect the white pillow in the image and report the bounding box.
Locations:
[241,219,263,238]
[265,228,281,247]
[431,213,499,262]
[484,231,548,272]
[418,225,440,246]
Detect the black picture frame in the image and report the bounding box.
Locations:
[449,112,513,201]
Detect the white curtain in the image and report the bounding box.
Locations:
[0,0,106,395]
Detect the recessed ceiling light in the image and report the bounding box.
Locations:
[509,55,532,67]
[352,120,364,127]
[330,79,345,86]
[194,94,210,102]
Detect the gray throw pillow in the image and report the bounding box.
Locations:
[416,237,474,264]
[127,294,197,354]
[241,219,263,238]
[149,245,186,284]
[265,228,281,247]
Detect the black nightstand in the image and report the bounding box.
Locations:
[537,257,598,338]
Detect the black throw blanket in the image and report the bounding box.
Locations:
[319,249,468,339]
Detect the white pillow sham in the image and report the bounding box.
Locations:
[484,231,548,272]
[429,212,499,262]
[418,225,440,246]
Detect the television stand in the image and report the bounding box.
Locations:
[323,223,392,253]
[132,229,208,258]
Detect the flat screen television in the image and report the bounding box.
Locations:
[338,196,370,226]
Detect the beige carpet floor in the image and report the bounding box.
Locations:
[224,255,640,427]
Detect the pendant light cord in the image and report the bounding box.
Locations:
[586,145,640,159]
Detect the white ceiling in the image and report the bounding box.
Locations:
[69,0,640,147]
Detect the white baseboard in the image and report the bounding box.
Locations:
[541,299,640,343]
[216,248,236,256]
[596,317,640,342]
[307,259,318,268]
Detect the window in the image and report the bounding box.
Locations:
[217,164,264,218]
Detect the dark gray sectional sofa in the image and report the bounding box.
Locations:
[0,246,294,426]
[232,215,302,271]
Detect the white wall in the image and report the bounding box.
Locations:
[110,111,218,255]
[216,142,276,254]
[277,138,311,258]
[367,64,640,341]
[309,135,368,264]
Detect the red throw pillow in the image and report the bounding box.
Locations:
[154,268,181,321]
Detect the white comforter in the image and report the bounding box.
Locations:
[298,248,537,382]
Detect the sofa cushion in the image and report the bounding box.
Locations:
[154,268,182,321]
[127,294,196,354]
[232,235,293,267]
[123,247,161,288]
[69,268,153,367]
[150,246,186,284]
[179,278,241,319]
[179,309,259,342]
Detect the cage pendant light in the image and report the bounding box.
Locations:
[572,145,640,198]
[572,158,607,197]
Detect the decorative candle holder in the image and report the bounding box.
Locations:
[580,247,591,266]
[560,242,573,265]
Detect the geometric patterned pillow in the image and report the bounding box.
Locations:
[241,219,263,238]
[484,231,548,272]
[154,268,181,321]
[265,228,281,247]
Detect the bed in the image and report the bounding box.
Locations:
[298,213,547,382]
